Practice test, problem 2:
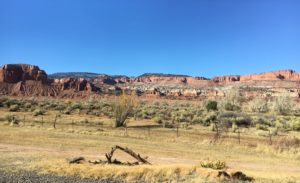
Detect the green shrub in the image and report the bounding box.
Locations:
[205,100,218,111]
[200,160,226,170]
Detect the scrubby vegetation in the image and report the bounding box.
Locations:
[0,94,299,132]
[200,160,226,170]
[0,94,300,182]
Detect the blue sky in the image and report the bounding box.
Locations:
[0,0,299,77]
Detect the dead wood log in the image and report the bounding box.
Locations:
[68,157,85,164]
[105,145,151,165]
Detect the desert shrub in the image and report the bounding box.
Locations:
[86,102,96,110]
[271,127,278,136]
[64,109,71,115]
[55,104,67,111]
[209,123,217,131]
[5,115,19,123]
[192,116,202,124]
[289,118,300,131]
[3,99,19,107]
[200,160,226,170]
[153,101,160,106]
[140,110,149,119]
[177,113,187,123]
[203,112,217,126]
[90,110,101,116]
[69,103,83,111]
[154,116,163,124]
[218,112,252,127]
[252,116,275,127]
[180,122,189,129]
[218,111,238,118]
[24,102,32,109]
[255,124,268,131]
[113,94,137,127]
[231,122,238,132]
[221,88,243,111]
[293,109,300,116]
[0,98,8,107]
[33,109,46,116]
[275,136,300,149]
[271,95,292,115]
[205,100,218,111]
[9,104,20,112]
[249,98,269,113]
[224,102,240,111]
[235,116,252,126]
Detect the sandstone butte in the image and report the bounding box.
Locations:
[0,64,299,99]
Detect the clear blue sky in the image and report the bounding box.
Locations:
[0,0,299,77]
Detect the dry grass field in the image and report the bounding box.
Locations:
[0,103,300,182]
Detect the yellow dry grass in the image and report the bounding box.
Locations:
[1,107,300,182]
[33,160,200,182]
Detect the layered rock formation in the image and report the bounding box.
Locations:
[212,70,300,83]
[0,64,98,97]
[0,64,47,83]
[0,64,299,99]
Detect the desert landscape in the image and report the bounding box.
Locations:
[1,0,300,182]
[0,64,300,182]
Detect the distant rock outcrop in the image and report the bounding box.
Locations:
[212,70,300,83]
[0,64,47,83]
[0,64,299,99]
[0,64,98,97]
[240,70,300,81]
[53,78,96,92]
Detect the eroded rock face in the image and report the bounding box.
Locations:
[133,75,209,86]
[92,75,132,85]
[53,78,96,92]
[0,64,300,100]
[240,70,300,81]
[212,76,240,83]
[0,64,47,83]
[0,64,98,97]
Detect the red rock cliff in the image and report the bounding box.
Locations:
[0,64,47,83]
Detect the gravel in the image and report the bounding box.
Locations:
[0,171,125,183]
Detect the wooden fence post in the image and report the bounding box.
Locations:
[268,130,272,145]
[53,114,57,129]
[124,123,128,136]
[23,115,26,126]
[237,130,241,145]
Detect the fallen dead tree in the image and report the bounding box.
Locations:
[68,145,151,166]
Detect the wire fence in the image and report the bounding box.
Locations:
[2,113,287,146]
